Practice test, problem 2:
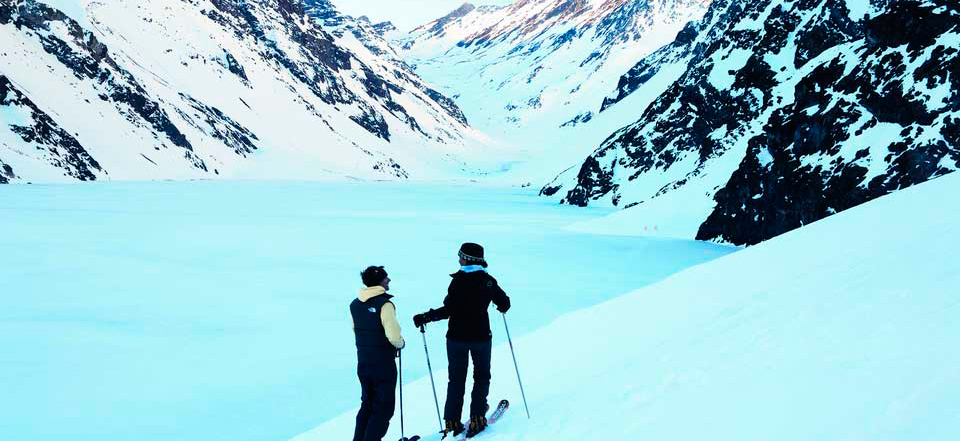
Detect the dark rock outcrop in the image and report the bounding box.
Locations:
[424,3,476,35]
[12,0,205,168]
[697,0,960,244]
[1,75,102,181]
[546,0,960,245]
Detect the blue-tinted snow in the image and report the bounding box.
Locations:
[0,180,734,441]
[301,157,960,441]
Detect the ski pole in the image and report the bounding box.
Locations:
[502,312,530,419]
[421,325,443,432]
[398,349,405,441]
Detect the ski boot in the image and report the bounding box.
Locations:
[465,415,487,438]
[441,419,464,439]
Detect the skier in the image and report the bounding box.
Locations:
[413,243,511,438]
[351,266,406,441]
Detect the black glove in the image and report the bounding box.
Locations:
[413,313,428,328]
[497,298,511,313]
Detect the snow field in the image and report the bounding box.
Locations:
[297,172,960,441]
[0,180,734,441]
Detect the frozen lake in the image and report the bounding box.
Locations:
[0,181,735,441]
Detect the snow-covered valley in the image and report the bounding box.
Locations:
[393,0,712,183]
[3,0,960,439]
[0,180,734,441]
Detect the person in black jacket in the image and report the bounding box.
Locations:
[351,266,405,441]
[413,243,510,438]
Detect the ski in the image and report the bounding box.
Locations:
[433,399,510,441]
[452,399,509,441]
[485,399,510,426]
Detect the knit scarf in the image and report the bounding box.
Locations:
[460,265,486,273]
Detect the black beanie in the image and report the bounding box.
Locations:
[458,243,487,267]
[361,266,388,287]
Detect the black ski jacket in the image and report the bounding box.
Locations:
[425,270,511,342]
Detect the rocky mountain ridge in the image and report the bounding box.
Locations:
[394,0,712,181]
[0,0,479,183]
[542,0,959,245]
[396,0,709,130]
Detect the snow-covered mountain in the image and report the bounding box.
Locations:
[0,0,483,184]
[304,0,469,126]
[543,0,960,245]
[394,0,712,178]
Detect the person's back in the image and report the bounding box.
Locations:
[351,293,396,365]
[444,269,507,342]
[351,266,405,441]
[413,243,510,438]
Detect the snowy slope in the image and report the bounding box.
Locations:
[543,0,960,245]
[394,0,711,181]
[0,180,734,441]
[295,155,960,441]
[0,0,489,183]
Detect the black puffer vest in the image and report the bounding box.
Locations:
[351,294,396,365]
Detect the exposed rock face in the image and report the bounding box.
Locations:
[544,0,960,245]
[424,3,476,35]
[1,0,473,183]
[1,75,101,181]
[0,162,14,183]
[177,93,259,157]
[222,49,249,82]
[16,1,200,161]
[303,0,470,134]
[375,22,396,35]
[423,87,468,126]
[205,0,378,137]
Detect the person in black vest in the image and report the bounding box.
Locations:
[413,243,510,438]
[351,266,405,441]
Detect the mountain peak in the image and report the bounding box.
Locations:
[449,3,477,17]
[417,2,477,34]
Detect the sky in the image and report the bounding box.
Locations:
[330,0,515,32]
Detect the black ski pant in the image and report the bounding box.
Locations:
[443,338,492,421]
[353,360,397,441]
